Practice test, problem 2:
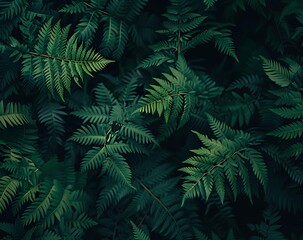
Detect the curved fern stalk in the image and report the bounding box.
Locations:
[0,101,30,129]
[25,20,113,100]
[137,180,192,240]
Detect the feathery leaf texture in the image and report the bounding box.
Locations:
[137,67,196,127]
[25,20,113,100]
[261,57,291,87]
[0,101,30,129]
[0,176,19,214]
[180,115,267,204]
[131,221,150,240]
[1,0,303,239]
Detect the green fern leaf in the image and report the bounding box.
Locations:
[120,123,157,145]
[270,104,303,119]
[72,106,111,124]
[76,11,101,45]
[181,118,267,204]
[269,120,303,139]
[12,185,39,214]
[0,176,19,213]
[41,186,70,228]
[137,67,195,126]
[65,212,97,230]
[81,146,107,171]
[214,29,238,62]
[94,83,116,106]
[21,180,57,225]
[131,221,150,240]
[59,1,88,14]
[40,230,61,240]
[29,20,113,100]
[261,57,291,87]
[0,101,30,129]
[137,52,174,68]
[103,153,134,188]
[0,0,26,20]
[243,148,267,186]
[193,228,209,240]
[70,125,106,145]
[203,0,218,8]
[97,181,133,215]
[207,114,235,139]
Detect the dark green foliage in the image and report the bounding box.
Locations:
[1,0,303,239]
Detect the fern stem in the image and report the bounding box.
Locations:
[203,148,246,177]
[28,51,106,65]
[177,18,181,54]
[185,148,247,195]
[138,180,179,227]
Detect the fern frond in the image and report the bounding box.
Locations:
[213,29,238,62]
[138,52,174,68]
[248,208,286,240]
[270,104,303,119]
[65,212,97,230]
[193,228,209,240]
[76,11,101,45]
[81,146,107,171]
[269,120,303,139]
[219,92,256,127]
[40,230,61,240]
[59,1,88,14]
[203,0,218,9]
[0,176,19,213]
[12,185,39,214]
[94,83,116,106]
[21,180,57,225]
[261,57,291,87]
[37,102,66,144]
[227,74,263,94]
[184,29,220,50]
[243,148,267,186]
[120,123,157,145]
[41,186,70,228]
[102,154,134,188]
[207,114,235,139]
[29,20,113,100]
[131,221,150,240]
[72,106,111,124]
[181,118,267,204]
[0,101,30,129]
[70,125,106,145]
[0,0,27,20]
[100,16,128,59]
[97,181,133,215]
[124,0,148,22]
[137,67,196,126]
